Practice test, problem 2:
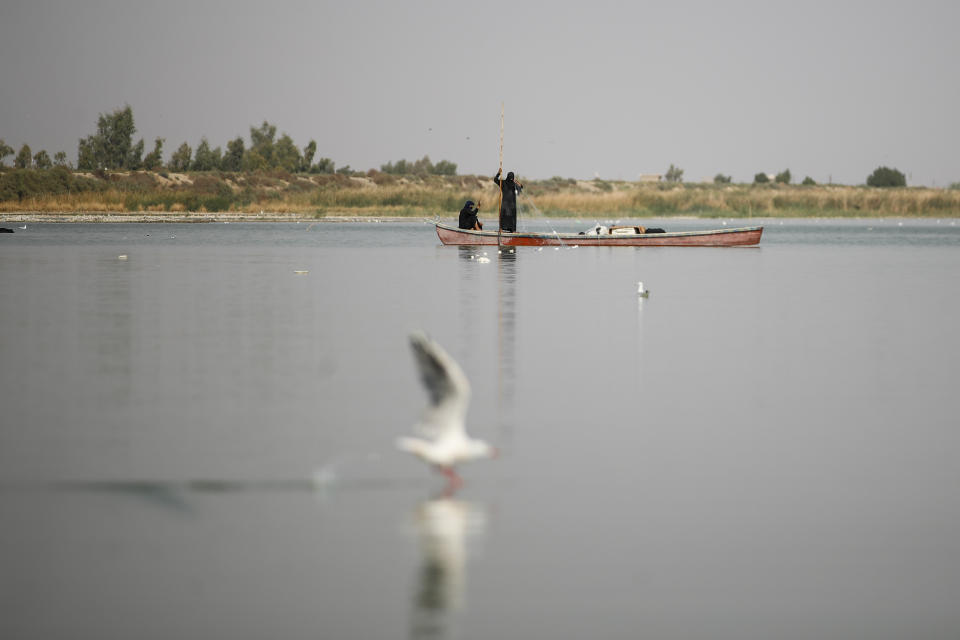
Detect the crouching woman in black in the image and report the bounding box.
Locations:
[458,200,483,230]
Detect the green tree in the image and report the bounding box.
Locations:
[336,164,352,175]
[774,169,791,184]
[77,104,137,169]
[192,137,221,171]
[77,137,96,170]
[754,172,770,184]
[312,157,334,174]
[381,159,409,174]
[433,159,457,175]
[142,138,165,171]
[412,155,434,175]
[248,121,276,167]
[33,149,52,169]
[802,176,816,185]
[0,139,13,166]
[53,151,69,167]
[168,142,192,172]
[208,144,223,170]
[714,173,732,184]
[301,140,317,172]
[665,163,684,183]
[241,149,268,172]
[273,133,301,172]
[127,138,145,170]
[222,137,244,171]
[866,166,906,187]
[15,144,32,169]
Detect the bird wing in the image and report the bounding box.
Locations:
[409,332,471,440]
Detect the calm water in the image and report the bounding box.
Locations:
[2,218,959,639]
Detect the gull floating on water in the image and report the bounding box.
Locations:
[397,332,497,492]
[637,281,649,297]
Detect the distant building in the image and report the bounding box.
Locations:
[638,173,662,183]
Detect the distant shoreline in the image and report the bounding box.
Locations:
[1,211,954,224]
[0,212,429,224]
[3,170,960,219]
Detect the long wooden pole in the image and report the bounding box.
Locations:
[499,102,504,174]
[498,102,504,243]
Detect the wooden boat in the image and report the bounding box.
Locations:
[435,222,763,247]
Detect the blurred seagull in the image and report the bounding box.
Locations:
[397,332,497,492]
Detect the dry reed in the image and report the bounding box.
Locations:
[2,171,959,217]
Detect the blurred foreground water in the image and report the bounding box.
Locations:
[2,218,959,639]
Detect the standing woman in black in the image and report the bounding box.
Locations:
[493,169,522,232]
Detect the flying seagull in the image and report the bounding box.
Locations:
[397,332,497,492]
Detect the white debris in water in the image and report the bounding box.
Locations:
[637,281,649,298]
[477,257,491,263]
[312,466,338,488]
[117,255,128,261]
[294,270,309,275]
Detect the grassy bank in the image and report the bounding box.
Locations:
[2,168,959,218]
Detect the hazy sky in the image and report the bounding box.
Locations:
[2,0,958,185]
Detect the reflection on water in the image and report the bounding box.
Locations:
[496,249,517,437]
[456,245,484,354]
[410,497,487,640]
[454,244,518,442]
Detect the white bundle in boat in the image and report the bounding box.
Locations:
[582,224,609,235]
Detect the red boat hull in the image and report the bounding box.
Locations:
[435,222,763,247]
